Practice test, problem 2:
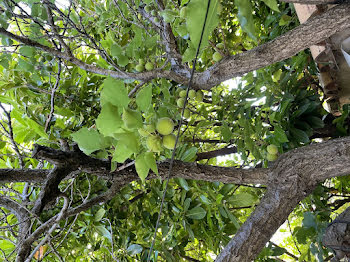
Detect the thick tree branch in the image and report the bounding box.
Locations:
[280,0,347,3]
[194,4,350,89]
[196,147,237,160]
[0,169,48,183]
[216,136,350,262]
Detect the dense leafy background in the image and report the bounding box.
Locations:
[0,0,349,261]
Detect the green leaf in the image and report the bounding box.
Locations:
[96,103,123,137]
[127,244,143,255]
[182,45,196,63]
[177,178,189,191]
[186,0,219,50]
[180,147,198,162]
[19,46,35,57]
[112,142,133,163]
[94,208,106,222]
[71,128,105,155]
[290,128,310,144]
[159,9,177,23]
[262,0,280,12]
[114,132,139,152]
[273,126,289,143]
[227,192,256,206]
[135,153,150,182]
[144,152,158,175]
[100,77,129,109]
[306,116,324,129]
[235,0,257,41]
[95,225,112,242]
[221,124,232,142]
[279,14,292,26]
[186,206,207,220]
[136,85,152,112]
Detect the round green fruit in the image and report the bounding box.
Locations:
[179,90,187,98]
[188,90,196,99]
[213,51,223,62]
[135,64,144,72]
[163,134,176,149]
[144,5,152,12]
[216,43,224,49]
[151,10,157,16]
[180,7,187,18]
[267,144,278,155]
[183,108,191,119]
[147,135,162,152]
[177,98,185,108]
[154,17,160,23]
[156,117,174,136]
[195,90,203,102]
[145,62,154,71]
[266,153,278,162]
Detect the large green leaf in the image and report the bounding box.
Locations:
[71,128,105,155]
[114,132,139,152]
[100,77,129,109]
[235,0,257,41]
[112,142,133,163]
[96,103,123,137]
[186,0,219,50]
[273,126,289,143]
[262,0,280,12]
[186,206,206,220]
[136,85,152,112]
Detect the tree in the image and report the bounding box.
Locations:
[0,0,349,261]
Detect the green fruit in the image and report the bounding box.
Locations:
[122,108,143,129]
[144,5,152,12]
[138,128,150,137]
[267,144,278,155]
[216,43,224,49]
[151,10,157,16]
[156,117,174,135]
[154,17,160,23]
[135,64,144,72]
[213,51,223,62]
[177,98,185,108]
[147,135,162,152]
[163,134,176,149]
[180,7,187,18]
[195,90,203,102]
[179,90,187,98]
[188,90,196,99]
[266,153,278,162]
[144,124,155,133]
[183,108,191,119]
[145,62,154,71]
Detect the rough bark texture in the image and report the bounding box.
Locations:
[215,137,350,262]
[194,4,350,89]
[323,207,350,261]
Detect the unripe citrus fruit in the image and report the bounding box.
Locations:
[179,90,187,98]
[216,43,224,49]
[147,135,162,152]
[266,153,278,161]
[213,51,223,62]
[183,109,191,119]
[156,117,174,135]
[162,134,176,149]
[188,89,196,99]
[145,62,154,71]
[195,90,203,102]
[267,144,278,155]
[135,64,144,72]
[177,98,185,108]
